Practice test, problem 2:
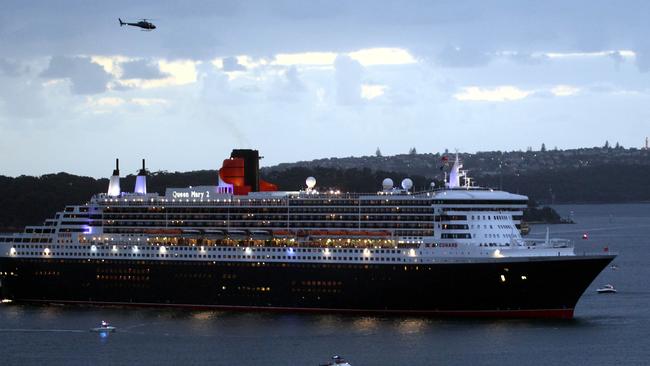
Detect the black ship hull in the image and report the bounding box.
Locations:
[0,255,614,318]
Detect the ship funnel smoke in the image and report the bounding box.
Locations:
[107,158,121,196]
[134,159,148,194]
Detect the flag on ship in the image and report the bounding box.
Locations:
[439,155,449,170]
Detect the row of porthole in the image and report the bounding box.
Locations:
[10,251,410,262]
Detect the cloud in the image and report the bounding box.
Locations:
[608,51,624,65]
[348,48,417,66]
[116,59,198,89]
[269,48,416,67]
[40,56,112,94]
[436,45,491,68]
[160,31,222,60]
[634,45,650,73]
[88,97,125,107]
[273,52,337,66]
[361,84,387,100]
[550,85,580,96]
[84,96,169,114]
[334,55,364,105]
[455,84,582,101]
[454,86,532,102]
[0,59,30,77]
[496,51,549,65]
[0,78,48,119]
[130,98,168,106]
[283,66,306,92]
[120,59,170,80]
[222,56,247,71]
[265,66,307,103]
[543,50,635,59]
[90,55,133,76]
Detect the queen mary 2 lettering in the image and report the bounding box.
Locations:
[0,149,615,318]
[167,187,218,200]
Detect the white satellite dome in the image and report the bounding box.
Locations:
[382,178,394,190]
[401,178,413,191]
[306,176,317,189]
[430,181,436,188]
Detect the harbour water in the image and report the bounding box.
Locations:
[0,203,648,365]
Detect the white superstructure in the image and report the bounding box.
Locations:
[0,156,578,267]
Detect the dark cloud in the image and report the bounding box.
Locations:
[120,59,169,79]
[222,56,246,72]
[2,0,649,66]
[40,56,112,94]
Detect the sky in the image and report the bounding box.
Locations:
[1,0,650,177]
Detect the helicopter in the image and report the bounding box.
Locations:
[118,18,156,31]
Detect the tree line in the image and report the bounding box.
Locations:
[0,163,646,230]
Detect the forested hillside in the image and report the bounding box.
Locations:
[1,146,648,230]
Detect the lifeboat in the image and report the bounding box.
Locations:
[273,230,291,237]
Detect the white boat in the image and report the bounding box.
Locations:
[90,320,116,333]
[319,355,351,366]
[597,284,617,294]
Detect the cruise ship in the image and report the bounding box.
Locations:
[0,149,615,318]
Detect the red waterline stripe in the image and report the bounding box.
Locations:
[16,299,574,319]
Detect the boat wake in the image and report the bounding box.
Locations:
[0,328,86,333]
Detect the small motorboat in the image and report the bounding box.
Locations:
[90,320,116,333]
[610,264,619,270]
[597,284,617,294]
[319,355,352,366]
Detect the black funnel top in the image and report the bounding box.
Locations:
[138,159,147,176]
[112,158,120,176]
[231,149,261,192]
